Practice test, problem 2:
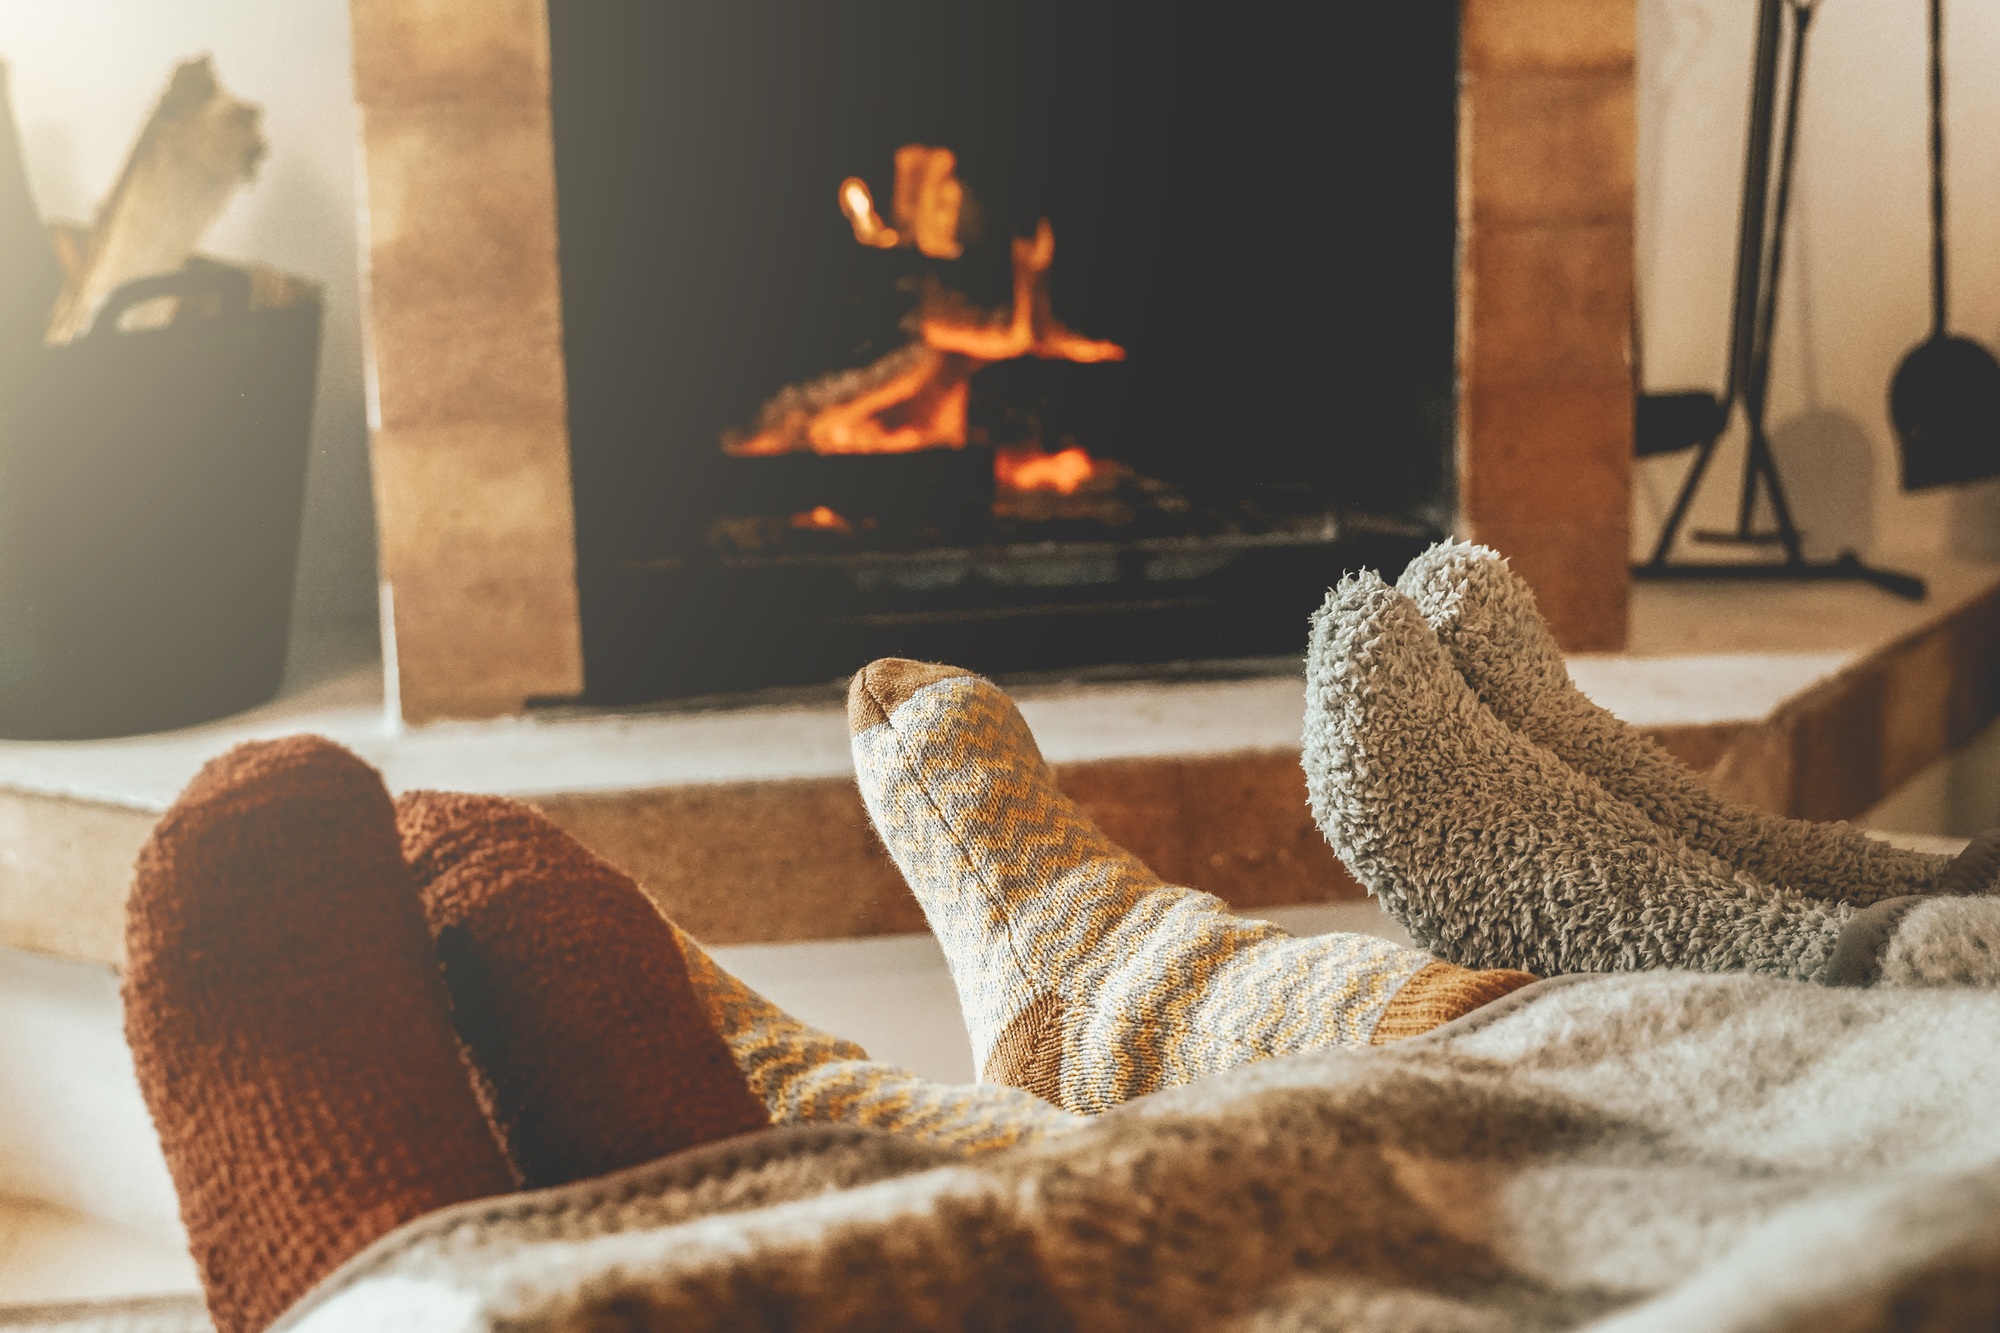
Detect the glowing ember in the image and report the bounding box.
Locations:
[788,505,854,534]
[725,147,1124,461]
[995,445,1100,495]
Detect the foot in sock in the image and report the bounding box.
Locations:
[397,791,770,1188]
[1396,540,1990,905]
[847,659,1536,1116]
[398,790,1080,1155]
[123,738,516,1333]
[1822,894,2000,988]
[1303,572,1862,982]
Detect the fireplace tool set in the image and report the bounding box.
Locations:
[1636,0,2000,599]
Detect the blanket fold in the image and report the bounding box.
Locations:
[244,971,2000,1333]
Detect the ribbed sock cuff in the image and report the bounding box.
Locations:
[1370,961,1540,1044]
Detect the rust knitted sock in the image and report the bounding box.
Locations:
[396,791,770,1189]
[122,737,516,1333]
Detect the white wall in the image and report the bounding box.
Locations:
[1637,0,2000,565]
[0,0,376,637]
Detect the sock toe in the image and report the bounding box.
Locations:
[848,658,979,734]
[1933,828,2000,898]
[124,737,514,1333]
[396,791,770,1189]
[1400,539,1949,906]
[1396,540,1570,704]
[1831,895,2000,988]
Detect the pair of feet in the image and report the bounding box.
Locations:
[122,739,789,1333]
[129,541,1996,1329]
[127,659,1536,1330]
[140,722,1462,1333]
[1303,541,2000,986]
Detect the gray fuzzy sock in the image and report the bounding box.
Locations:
[1396,540,1956,906]
[1824,895,2000,988]
[1303,571,1856,981]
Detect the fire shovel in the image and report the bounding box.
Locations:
[1889,0,2000,490]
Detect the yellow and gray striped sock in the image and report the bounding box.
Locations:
[848,659,1537,1115]
[670,922,1081,1154]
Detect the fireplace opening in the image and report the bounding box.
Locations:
[549,1,1458,703]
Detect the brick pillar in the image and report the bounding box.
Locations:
[1458,0,1636,651]
[349,0,585,720]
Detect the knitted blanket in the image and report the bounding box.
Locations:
[19,970,2000,1332]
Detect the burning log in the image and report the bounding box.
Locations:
[713,444,994,547]
[717,144,1140,549]
[727,149,1124,464]
[725,343,977,458]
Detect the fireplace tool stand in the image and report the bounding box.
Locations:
[1634,0,1924,600]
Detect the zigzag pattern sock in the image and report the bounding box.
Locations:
[123,738,515,1333]
[670,923,1081,1153]
[846,659,1527,1116]
[1397,541,1962,905]
[1304,572,1858,981]
[396,791,771,1189]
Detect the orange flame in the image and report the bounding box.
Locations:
[726,150,1126,462]
[839,178,899,249]
[894,145,964,260]
[995,445,1100,495]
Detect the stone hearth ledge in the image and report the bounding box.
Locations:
[2,557,1997,969]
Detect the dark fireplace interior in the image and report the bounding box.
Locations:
[549,1,1458,703]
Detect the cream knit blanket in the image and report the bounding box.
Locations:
[19,970,2000,1332]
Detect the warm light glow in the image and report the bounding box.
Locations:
[995,445,1100,495]
[839,177,899,249]
[726,149,1125,461]
[789,505,855,534]
[803,347,971,455]
[893,145,963,259]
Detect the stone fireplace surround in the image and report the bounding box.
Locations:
[348,0,1637,723]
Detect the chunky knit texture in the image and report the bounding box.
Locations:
[1303,573,1859,980]
[848,658,1516,1116]
[1398,540,1956,905]
[396,791,771,1189]
[122,737,515,1333]
[278,971,2000,1333]
[669,920,1081,1153]
[1366,960,1539,1044]
[391,789,1074,1156]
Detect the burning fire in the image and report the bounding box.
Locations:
[727,146,1125,462]
[839,178,899,249]
[838,146,964,259]
[994,445,1101,495]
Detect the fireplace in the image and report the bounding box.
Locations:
[547,2,1456,702]
[347,0,1634,722]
